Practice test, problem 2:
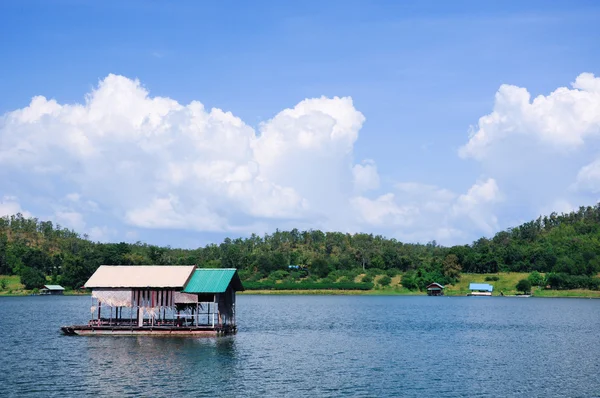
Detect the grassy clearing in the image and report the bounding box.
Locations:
[531,288,600,298]
[0,275,25,296]
[444,272,530,296]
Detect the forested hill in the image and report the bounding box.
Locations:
[1,204,600,291]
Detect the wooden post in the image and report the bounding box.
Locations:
[212,295,216,328]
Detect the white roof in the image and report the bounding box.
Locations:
[84,265,196,288]
[44,285,65,290]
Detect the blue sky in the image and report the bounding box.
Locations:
[1,0,600,247]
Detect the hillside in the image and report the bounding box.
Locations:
[1,205,600,293]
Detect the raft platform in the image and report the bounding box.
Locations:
[61,324,237,336]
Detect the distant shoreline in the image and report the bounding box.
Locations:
[239,289,600,298]
[1,289,599,298]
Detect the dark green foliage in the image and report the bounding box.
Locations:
[366,268,384,277]
[485,276,500,281]
[268,270,289,280]
[243,281,374,291]
[516,279,532,294]
[442,254,462,281]
[361,274,373,283]
[378,275,392,286]
[0,278,7,290]
[545,273,600,290]
[310,257,331,278]
[527,271,544,287]
[401,271,418,290]
[19,267,45,290]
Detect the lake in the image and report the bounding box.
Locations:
[0,295,598,397]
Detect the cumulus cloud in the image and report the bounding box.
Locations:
[460,73,600,160]
[7,73,596,246]
[456,73,600,229]
[351,179,502,243]
[451,178,502,235]
[0,74,372,236]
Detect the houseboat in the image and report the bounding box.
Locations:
[61,265,244,336]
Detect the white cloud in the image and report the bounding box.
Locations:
[5,73,597,247]
[351,194,418,227]
[55,211,86,231]
[395,182,456,213]
[451,178,502,235]
[460,73,600,160]
[350,179,502,244]
[353,159,380,193]
[0,196,30,218]
[575,158,600,193]
[455,73,600,232]
[0,74,366,234]
[88,226,116,242]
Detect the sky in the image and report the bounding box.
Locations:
[1,0,600,248]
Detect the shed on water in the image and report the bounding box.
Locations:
[62,265,244,336]
[426,283,444,296]
[182,268,244,328]
[84,265,196,328]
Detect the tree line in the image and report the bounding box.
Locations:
[2,204,600,291]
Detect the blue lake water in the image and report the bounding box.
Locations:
[0,295,599,397]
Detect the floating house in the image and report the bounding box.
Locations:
[61,265,244,336]
[40,284,65,295]
[426,282,445,296]
[468,283,494,296]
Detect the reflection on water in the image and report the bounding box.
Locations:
[1,295,599,397]
[82,336,239,397]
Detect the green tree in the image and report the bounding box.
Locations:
[310,256,331,278]
[527,271,544,287]
[19,267,46,290]
[516,279,532,294]
[442,254,462,281]
[378,275,391,287]
[401,271,418,290]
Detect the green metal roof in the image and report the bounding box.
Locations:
[182,268,244,293]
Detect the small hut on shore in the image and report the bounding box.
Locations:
[468,283,494,296]
[40,285,65,295]
[426,283,444,296]
[62,265,244,336]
